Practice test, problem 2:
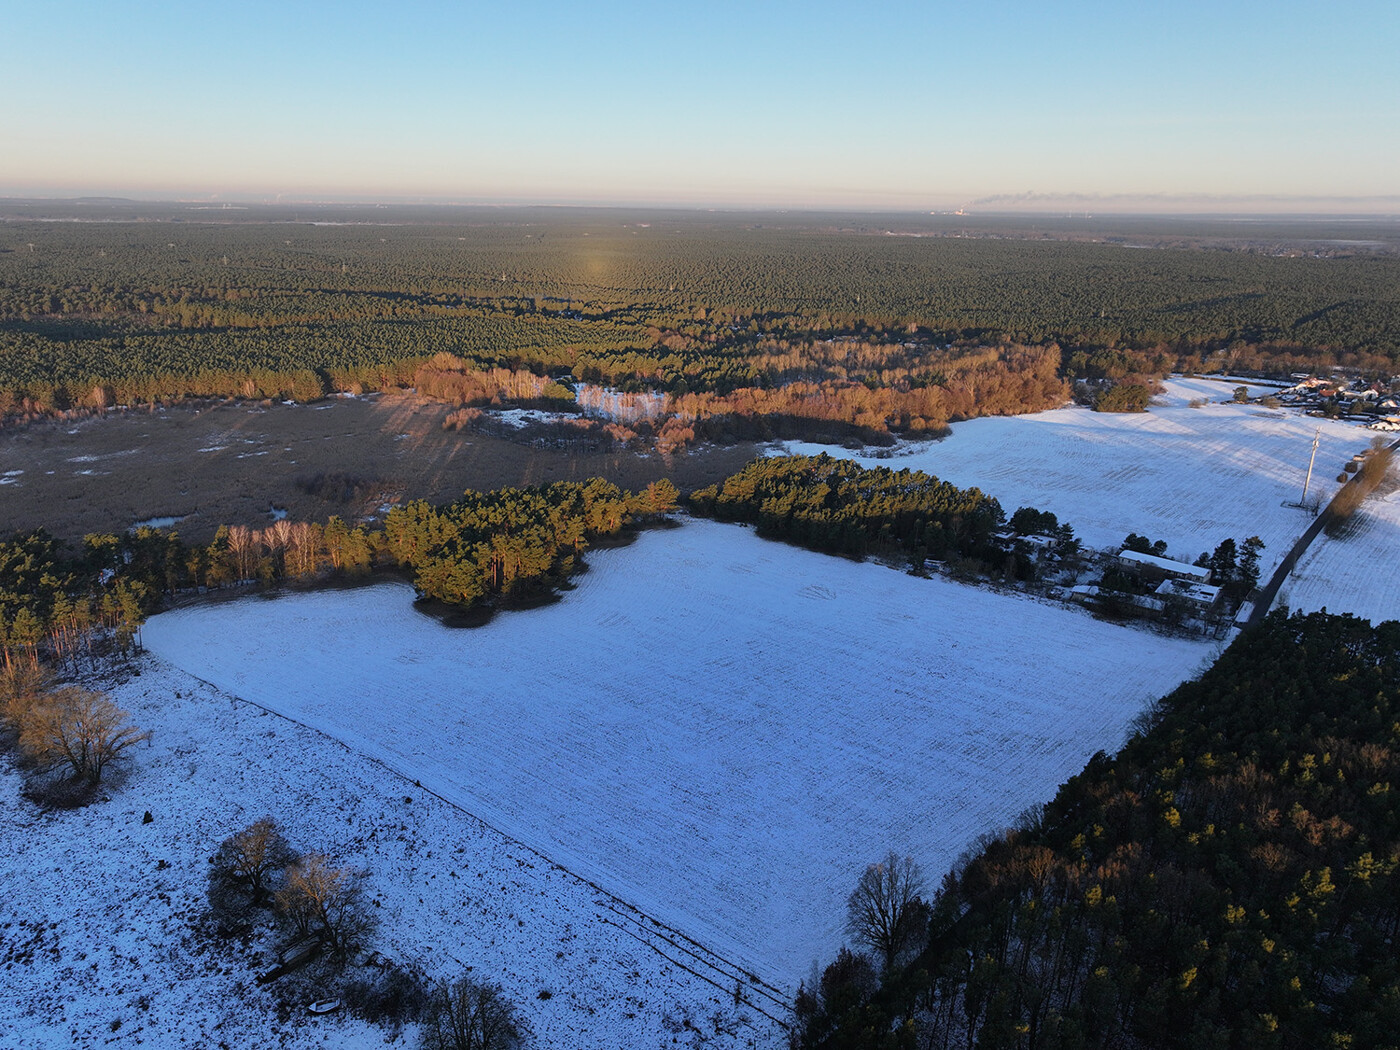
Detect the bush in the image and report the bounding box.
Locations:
[20,774,98,810]
[0,663,52,730]
[1094,383,1151,413]
[342,961,431,1028]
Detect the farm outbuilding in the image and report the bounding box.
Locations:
[1116,549,1213,585]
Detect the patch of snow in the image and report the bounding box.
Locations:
[1151,375,1286,407]
[490,408,579,429]
[131,515,186,530]
[67,449,139,463]
[769,376,1369,575]
[144,520,1208,987]
[269,507,289,521]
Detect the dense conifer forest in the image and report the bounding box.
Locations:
[794,610,1400,1050]
[688,455,1015,572]
[3,206,1398,437]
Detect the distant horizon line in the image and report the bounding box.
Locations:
[1,186,1399,219]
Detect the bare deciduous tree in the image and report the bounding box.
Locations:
[226,525,260,581]
[420,975,529,1050]
[209,817,296,909]
[18,687,149,784]
[275,853,373,958]
[846,851,927,971]
[284,521,322,578]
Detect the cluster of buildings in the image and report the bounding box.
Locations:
[1064,548,1228,633]
[1273,375,1400,428]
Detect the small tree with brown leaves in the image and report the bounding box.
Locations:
[18,687,149,784]
[209,817,297,913]
[0,662,52,730]
[275,853,373,958]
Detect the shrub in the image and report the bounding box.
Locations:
[0,663,52,737]
[1094,383,1151,413]
[18,687,149,784]
[342,961,431,1028]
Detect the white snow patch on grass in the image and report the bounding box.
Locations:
[490,407,580,429]
[144,520,1208,986]
[131,515,186,530]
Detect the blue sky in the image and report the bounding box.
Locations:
[3,0,1397,209]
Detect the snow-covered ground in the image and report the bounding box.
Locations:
[0,654,781,1050]
[141,520,1209,995]
[771,376,1371,574]
[487,407,581,429]
[1280,482,1400,626]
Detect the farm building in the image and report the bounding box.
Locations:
[1116,549,1213,585]
[1154,578,1222,611]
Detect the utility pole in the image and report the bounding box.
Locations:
[1300,426,1321,508]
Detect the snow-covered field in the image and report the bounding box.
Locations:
[1281,482,1400,626]
[21,373,1378,1047]
[0,656,780,1050]
[772,376,1372,574]
[140,520,1209,994]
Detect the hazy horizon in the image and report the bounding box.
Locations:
[3,188,1399,220]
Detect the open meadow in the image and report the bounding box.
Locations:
[0,656,780,1050]
[142,519,1209,989]
[0,392,755,545]
[774,376,1373,576]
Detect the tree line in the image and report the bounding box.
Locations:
[688,455,1020,573]
[5,216,1398,433]
[794,609,1400,1049]
[0,478,680,670]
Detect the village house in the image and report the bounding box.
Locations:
[1154,577,1222,612]
[1116,549,1213,586]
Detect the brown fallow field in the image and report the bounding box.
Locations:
[0,394,760,546]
